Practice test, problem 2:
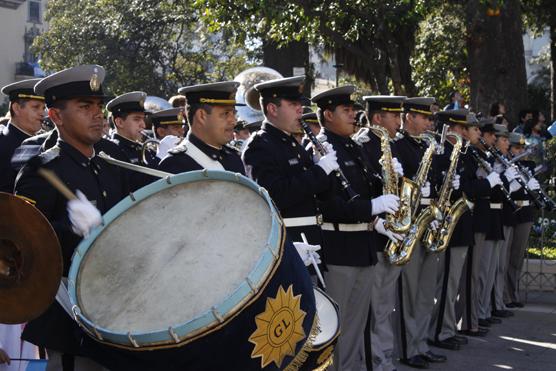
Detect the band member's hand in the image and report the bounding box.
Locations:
[420,181,431,198]
[493,162,504,174]
[67,190,102,237]
[156,135,180,159]
[371,194,400,215]
[354,132,370,145]
[0,348,11,365]
[486,172,502,188]
[375,218,404,243]
[429,220,440,231]
[476,167,488,179]
[527,178,541,191]
[310,142,334,161]
[316,149,339,175]
[392,157,404,177]
[293,242,321,266]
[504,166,519,182]
[452,174,461,190]
[509,179,522,193]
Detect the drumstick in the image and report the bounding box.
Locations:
[37,168,77,200]
[300,233,326,289]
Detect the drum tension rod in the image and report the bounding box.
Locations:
[128,332,139,348]
[246,277,257,294]
[168,327,180,343]
[211,306,224,323]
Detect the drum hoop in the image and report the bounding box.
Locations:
[68,170,284,349]
[309,287,341,351]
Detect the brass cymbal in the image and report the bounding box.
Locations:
[0,192,62,324]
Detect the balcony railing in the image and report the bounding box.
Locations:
[0,0,26,10]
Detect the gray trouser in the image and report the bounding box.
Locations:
[47,349,107,371]
[430,246,468,341]
[478,238,502,319]
[504,222,534,303]
[460,233,485,330]
[325,264,374,371]
[493,226,513,311]
[369,252,402,371]
[397,243,441,358]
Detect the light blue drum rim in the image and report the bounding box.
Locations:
[67,170,283,348]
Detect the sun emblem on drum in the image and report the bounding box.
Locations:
[248,285,306,368]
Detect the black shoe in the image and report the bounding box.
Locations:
[506,301,524,308]
[452,335,469,345]
[487,317,502,324]
[421,351,447,363]
[460,328,489,337]
[401,355,429,369]
[478,318,491,327]
[428,338,460,350]
[492,309,514,318]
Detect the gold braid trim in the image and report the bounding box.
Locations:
[284,313,320,371]
[158,120,182,125]
[380,107,402,112]
[312,355,334,371]
[448,117,467,124]
[199,98,237,104]
[16,94,45,101]
[408,107,432,115]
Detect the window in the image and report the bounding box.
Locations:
[28,1,41,23]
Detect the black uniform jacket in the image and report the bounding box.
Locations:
[434,141,491,247]
[355,127,399,251]
[242,121,332,246]
[110,133,158,167]
[318,129,381,266]
[0,123,31,192]
[159,133,245,175]
[15,140,130,353]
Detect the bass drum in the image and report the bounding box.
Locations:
[68,170,317,370]
[300,288,340,371]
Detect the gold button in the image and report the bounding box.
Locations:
[102,191,107,197]
[291,142,296,147]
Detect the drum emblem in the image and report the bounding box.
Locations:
[249,285,307,368]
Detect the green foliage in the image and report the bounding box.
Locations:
[527,247,556,260]
[411,2,469,106]
[34,0,255,97]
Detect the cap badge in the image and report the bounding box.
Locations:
[90,73,100,92]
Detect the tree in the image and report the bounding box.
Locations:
[34,0,255,97]
[199,0,433,95]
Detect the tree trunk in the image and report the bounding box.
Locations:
[466,0,528,122]
[263,40,311,96]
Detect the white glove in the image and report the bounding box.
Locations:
[375,218,404,243]
[476,167,488,179]
[504,166,519,182]
[452,174,461,190]
[293,241,322,267]
[316,148,339,175]
[527,178,541,191]
[392,157,404,177]
[371,194,400,215]
[509,179,522,193]
[354,132,370,145]
[486,172,503,188]
[310,142,334,161]
[493,162,504,174]
[67,190,102,237]
[156,135,180,159]
[421,181,431,198]
[430,220,440,231]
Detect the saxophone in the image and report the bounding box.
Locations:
[368,125,416,234]
[385,133,440,265]
[422,133,472,253]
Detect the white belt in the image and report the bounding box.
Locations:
[321,222,371,232]
[283,215,322,228]
[421,198,432,205]
[490,203,503,209]
[515,200,530,207]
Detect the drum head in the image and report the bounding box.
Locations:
[313,288,339,346]
[76,179,271,334]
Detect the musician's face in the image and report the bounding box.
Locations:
[374,111,401,138]
[495,136,509,154]
[463,126,481,144]
[156,124,185,139]
[270,99,303,134]
[50,97,105,146]
[204,105,237,146]
[482,131,496,146]
[116,112,146,142]
[510,144,525,155]
[12,99,45,134]
[325,104,357,137]
[405,112,429,135]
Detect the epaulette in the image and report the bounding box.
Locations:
[169,144,187,155]
[39,145,61,164]
[224,143,241,154]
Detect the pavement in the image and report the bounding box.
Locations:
[397,290,556,371]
